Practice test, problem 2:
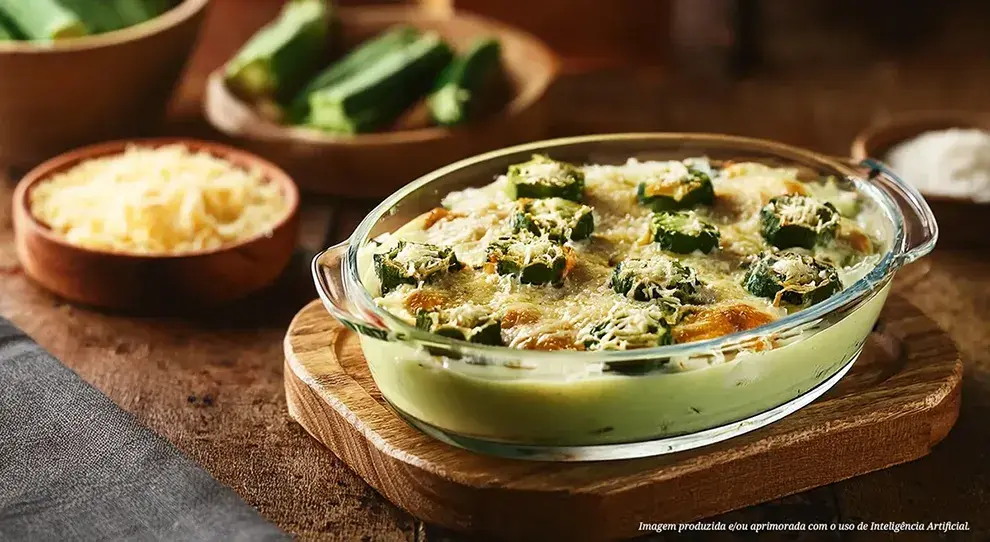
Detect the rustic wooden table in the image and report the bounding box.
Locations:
[3,2,990,540]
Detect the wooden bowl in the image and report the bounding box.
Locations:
[0,0,210,170]
[204,6,559,198]
[851,110,990,249]
[12,139,300,313]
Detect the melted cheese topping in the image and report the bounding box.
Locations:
[393,242,451,278]
[633,159,707,200]
[576,303,669,351]
[771,256,819,283]
[445,303,489,327]
[614,256,698,305]
[769,195,838,232]
[677,212,706,235]
[516,161,573,187]
[499,236,562,267]
[368,159,883,350]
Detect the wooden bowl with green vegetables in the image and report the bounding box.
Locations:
[0,0,208,170]
[204,4,558,198]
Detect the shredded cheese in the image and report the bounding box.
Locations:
[29,145,288,255]
[886,128,990,202]
[771,256,817,284]
[394,242,450,277]
[517,161,571,187]
[577,303,669,351]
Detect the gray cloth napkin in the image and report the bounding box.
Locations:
[0,318,289,542]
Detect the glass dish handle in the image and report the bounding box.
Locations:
[860,158,939,265]
[311,242,394,341]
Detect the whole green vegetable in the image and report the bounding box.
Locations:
[288,25,421,122]
[0,0,89,40]
[307,32,453,134]
[0,10,23,40]
[225,0,331,103]
[427,37,502,126]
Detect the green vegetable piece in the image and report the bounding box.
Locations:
[289,25,421,122]
[308,32,453,133]
[224,0,330,103]
[0,9,23,40]
[636,161,715,211]
[0,0,89,40]
[486,234,572,286]
[61,0,171,34]
[650,211,720,254]
[743,251,842,307]
[415,304,503,346]
[760,194,839,249]
[110,0,168,28]
[63,0,169,34]
[513,198,595,242]
[59,0,126,34]
[610,255,703,304]
[374,241,463,295]
[144,0,175,17]
[506,154,585,201]
[581,304,673,352]
[427,37,502,126]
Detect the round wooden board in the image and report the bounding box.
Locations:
[283,295,962,542]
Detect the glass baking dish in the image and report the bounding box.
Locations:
[312,133,937,461]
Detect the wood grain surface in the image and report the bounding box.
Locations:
[283,297,961,542]
[3,1,990,540]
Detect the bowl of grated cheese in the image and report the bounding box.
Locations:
[12,139,300,311]
[852,110,990,248]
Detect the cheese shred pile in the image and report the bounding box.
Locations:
[29,145,288,254]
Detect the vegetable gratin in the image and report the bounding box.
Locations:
[318,133,936,456]
[362,155,882,352]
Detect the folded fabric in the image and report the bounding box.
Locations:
[0,318,288,542]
